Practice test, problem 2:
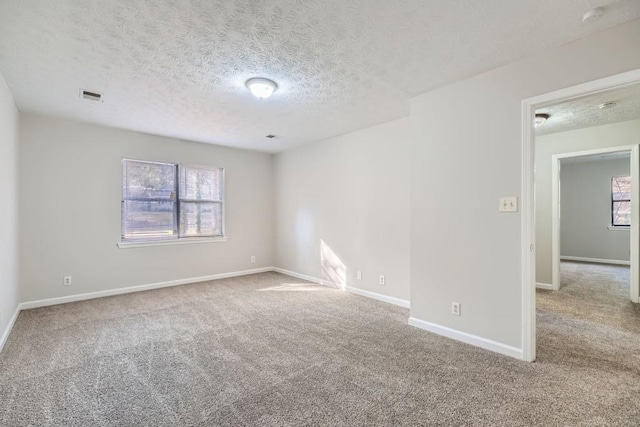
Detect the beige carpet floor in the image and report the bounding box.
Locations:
[1,267,639,426]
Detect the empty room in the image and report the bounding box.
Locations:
[1,1,640,425]
[534,83,640,392]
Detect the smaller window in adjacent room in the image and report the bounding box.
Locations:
[611,175,631,227]
[122,159,224,242]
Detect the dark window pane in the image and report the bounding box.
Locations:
[179,202,222,237]
[612,176,631,201]
[122,200,176,240]
[613,201,631,226]
[123,160,176,200]
[179,165,222,201]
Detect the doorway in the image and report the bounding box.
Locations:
[550,146,638,299]
[521,68,640,362]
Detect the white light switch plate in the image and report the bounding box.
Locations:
[499,197,518,213]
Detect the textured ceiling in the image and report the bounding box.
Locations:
[536,82,640,136]
[1,1,640,152]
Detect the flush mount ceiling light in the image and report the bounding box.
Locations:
[582,7,605,23]
[246,78,278,99]
[535,113,550,126]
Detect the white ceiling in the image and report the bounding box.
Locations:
[1,1,639,152]
[536,82,640,136]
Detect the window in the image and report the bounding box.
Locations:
[611,175,631,227]
[122,159,224,242]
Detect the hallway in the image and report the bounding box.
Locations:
[537,261,640,370]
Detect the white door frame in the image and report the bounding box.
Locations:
[521,68,640,363]
[551,146,639,296]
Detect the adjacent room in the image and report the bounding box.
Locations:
[534,83,640,378]
[1,1,640,425]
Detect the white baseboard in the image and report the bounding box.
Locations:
[560,256,630,266]
[273,268,410,308]
[345,286,410,308]
[19,267,275,310]
[536,282,554,290]
[408,317,523,360]
[272,267,341,289]
[0,305,21,353]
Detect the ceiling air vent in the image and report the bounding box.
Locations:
[80,89,102,102]
[266,134,276,139]
[598,102,616,110]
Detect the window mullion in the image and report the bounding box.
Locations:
[175,164,180,237]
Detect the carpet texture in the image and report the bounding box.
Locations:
[1,267,639,426]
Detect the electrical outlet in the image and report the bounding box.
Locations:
[250,256,256,263]
[63,276,72,286]
[356,270,362,280]
[451,302,461,316]
[379,275,385,286]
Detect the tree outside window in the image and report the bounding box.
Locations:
[611,176,631,226]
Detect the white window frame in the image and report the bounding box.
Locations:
[118,158,227,248]
[611,175,631,228]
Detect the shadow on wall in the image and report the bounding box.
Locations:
[321,239,346,289]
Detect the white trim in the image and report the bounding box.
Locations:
[345,286,410,308]
[551,146,637,160]
[19,267,273,310]
[521,97,536,362]
[522,68,640,363]
[117,236,228,248]
[551,154,561,291]
[273,268,411,308]
[408,317,523,360]
[631,145,639,303]
[524,69,640,108]
[536,282,554,290]
[607,225,630,231]
[272,268,342,289]
[0,305,21,353]
[560,256,630,266]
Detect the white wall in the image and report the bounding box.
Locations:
[536,119,640,283]
[560,158,630,262]
[19,114,274,302]
[0,72,19,349]
[410,20,640,349]
[274,118,410,302]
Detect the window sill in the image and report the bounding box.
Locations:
[117,237,228,249]
[607,225,630,231]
